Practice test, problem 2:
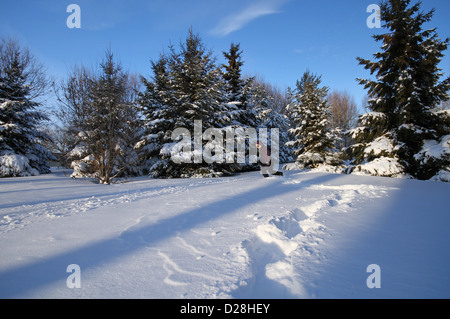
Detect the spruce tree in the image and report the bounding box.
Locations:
[138,29,234,178]
[220,43,265,171]
[136,54,176,176]
[285,70,338,168]
[172,29,230,177]
[222,43,245,103]
[221,43,257,128]
[349,0,450,180]
[170,28,228,129]
[0,38,53,177]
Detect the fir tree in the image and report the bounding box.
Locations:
[349,0,450,180]
[285,70,338,168]
[0,38,54,177]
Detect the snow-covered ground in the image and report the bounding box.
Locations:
[0,168,449,299]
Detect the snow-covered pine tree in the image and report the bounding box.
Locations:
[285,70,339,169]
[220,43,262,170]
[171,29,228,177]
[348,0,450,180]
[0,38,54,177]
[136,54,176,177]
[221,43,257,128]
[66,49,140,184]
[169,29,229,129]
[249,75,276,129]
[346,110,403,177]
[139,29,234,178]
[222,43,245,104]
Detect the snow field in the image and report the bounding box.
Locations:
[0,169,449,298]
[231,181,394,298]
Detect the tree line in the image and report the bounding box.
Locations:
[1,0,449,183]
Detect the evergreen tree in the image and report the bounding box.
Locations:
[349,0,450,180]
[0,38,53,177]
[220,43,267,170]
[250,76,275,128]
[138,29,234,178]
[170,28,228,129]
[222,43,245,103]
[285,71,339,168]
[136,54,176,176]
[221,43,257,128]
[64,49,140,184]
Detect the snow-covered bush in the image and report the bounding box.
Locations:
[0,152,39,177]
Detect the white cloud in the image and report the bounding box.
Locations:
[211,0,288,36]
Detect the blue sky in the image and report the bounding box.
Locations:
[1,0,449,109]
